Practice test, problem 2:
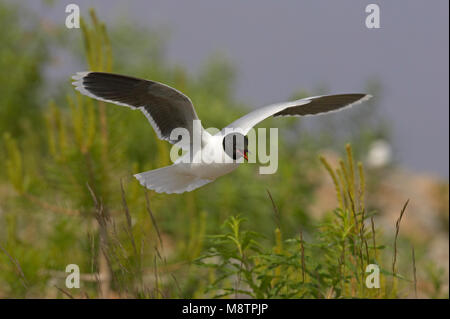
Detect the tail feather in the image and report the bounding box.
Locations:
[134,165,213,194]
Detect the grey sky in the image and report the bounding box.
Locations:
[29,0,449,178]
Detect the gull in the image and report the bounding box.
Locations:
[72,71,371,194]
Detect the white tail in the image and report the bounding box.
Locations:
[134,165,213,194]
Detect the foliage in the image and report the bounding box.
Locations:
[196,145,411,298]
[0,2,49,138]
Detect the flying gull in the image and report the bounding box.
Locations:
[72,71,371,194]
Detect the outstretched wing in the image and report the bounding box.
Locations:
[224,94,371,135]
[72,72,201,146]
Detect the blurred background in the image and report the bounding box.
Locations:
[0,0,448,298]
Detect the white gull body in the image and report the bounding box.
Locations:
[72,71,371,194]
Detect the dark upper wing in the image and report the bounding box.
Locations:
[224,94,371,135]
[273,94,369,117]
[72,71,200,144]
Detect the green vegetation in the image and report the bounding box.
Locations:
[195,146,408,298]
[0,3,446,298]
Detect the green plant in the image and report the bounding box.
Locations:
[196,144,415,298]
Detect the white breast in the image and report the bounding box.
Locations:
[174,133,241,180]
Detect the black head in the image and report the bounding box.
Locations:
[222,132,248,161]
